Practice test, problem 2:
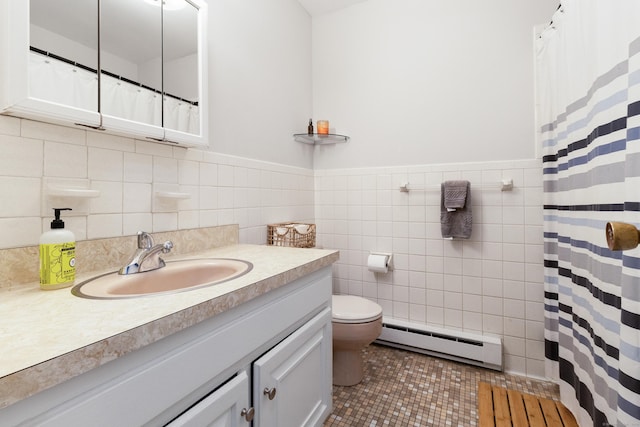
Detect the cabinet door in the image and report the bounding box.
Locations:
[1,0,207,146]
[253,308,332,427]
[162,0,205,145]
[99,0,164,140]
[166,370,251,427]
[100,0,207,145]
[0,0,101,127]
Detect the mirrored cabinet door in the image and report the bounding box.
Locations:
[100,0,164,139]
[0,0,207,147]
[30,0,99,113]
[163,0,207,145]
[0,0,101,127]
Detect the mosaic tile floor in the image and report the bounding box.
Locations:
[324,344,560,427]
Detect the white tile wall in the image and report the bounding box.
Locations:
[315,159,545,378]
[0,116,314,249]
[0,115,546,379]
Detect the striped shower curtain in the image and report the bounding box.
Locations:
[538,1,640,426]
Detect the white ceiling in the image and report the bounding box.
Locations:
[297,0,369,16]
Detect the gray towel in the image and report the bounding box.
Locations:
[443,180,469,210]
[440,181,472,239]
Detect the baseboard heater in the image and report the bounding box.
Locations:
[375,318,503,371]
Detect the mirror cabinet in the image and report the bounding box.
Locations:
[0,0,208,147]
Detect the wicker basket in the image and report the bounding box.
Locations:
[267,223,316,248]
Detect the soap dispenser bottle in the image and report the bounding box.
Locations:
[39,208,76,290]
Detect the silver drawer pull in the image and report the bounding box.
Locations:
[240,407,255,422]
[263,387,277,400]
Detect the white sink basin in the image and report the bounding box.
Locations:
[72,258,253,299]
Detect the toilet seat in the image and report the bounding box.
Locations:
[332,295,382,324]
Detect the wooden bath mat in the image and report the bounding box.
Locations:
[478,382,578,427]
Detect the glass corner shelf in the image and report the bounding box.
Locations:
[294,133,350,145]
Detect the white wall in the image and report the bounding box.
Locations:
[311,0,558,169]
[208,0,315,169]
[310,0,558,378]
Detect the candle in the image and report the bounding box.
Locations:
[317,120,329,135]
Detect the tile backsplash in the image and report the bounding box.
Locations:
[0,115,314,250]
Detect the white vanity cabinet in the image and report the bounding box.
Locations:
[171,308,332,427]
[0,267,333,427]
[0,0,208,147]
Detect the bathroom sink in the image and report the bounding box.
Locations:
[71,258,253,299]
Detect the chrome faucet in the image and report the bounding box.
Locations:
[119,231,174,275]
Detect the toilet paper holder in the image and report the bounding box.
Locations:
[368,252,393,273]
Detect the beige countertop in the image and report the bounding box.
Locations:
[0,244,339,408]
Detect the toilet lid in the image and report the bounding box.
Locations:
[332,295,383,324]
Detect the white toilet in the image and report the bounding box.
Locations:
[332,295,383,386]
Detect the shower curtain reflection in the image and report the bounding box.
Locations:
[29,52,98,111]
[28,51,198,134]
[101,74,162,127]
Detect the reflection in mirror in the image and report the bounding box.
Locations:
[163,0,200,135]
[29,0,98,111]
[101,0,162,127]
[25,0,204,143]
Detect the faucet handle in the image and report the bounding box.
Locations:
[137,231,154,249]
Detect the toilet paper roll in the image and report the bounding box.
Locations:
[368,254,389,273]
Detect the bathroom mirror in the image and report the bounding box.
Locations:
[29,0,99,113]
[100,0,163,130]
[163,1,200,137]
[17,0,206,146]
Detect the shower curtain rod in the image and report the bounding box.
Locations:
[29,46,198,106]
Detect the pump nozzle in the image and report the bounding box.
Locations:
[52,208,72,229]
